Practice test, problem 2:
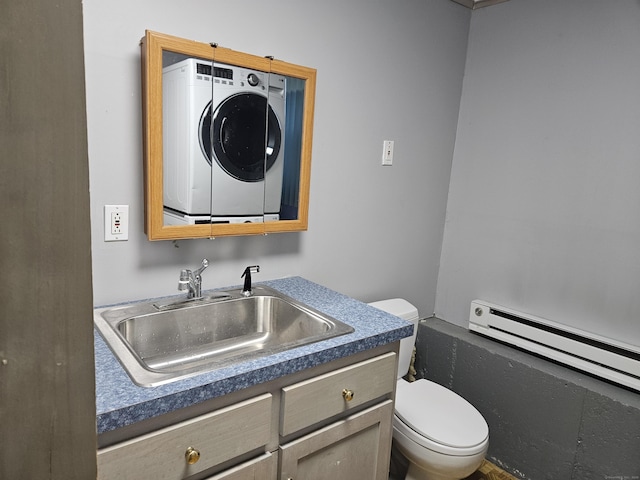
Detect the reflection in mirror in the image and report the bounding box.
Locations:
[161,52,215,226]
[142,31,316,240]
[162,55,274,226]
[205,60,271,225]
[279,74,305,221]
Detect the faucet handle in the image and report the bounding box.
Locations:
[178,260,208,297]
[193,258,209,277]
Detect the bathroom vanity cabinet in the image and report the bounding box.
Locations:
[97,348,397,480]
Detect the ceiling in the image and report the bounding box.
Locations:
[451,0,510,9]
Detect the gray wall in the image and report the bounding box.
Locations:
[415,319,640,480]
[436,0,640,348]
[83,0,470,313]
[430,2,640,477]
[83,2,640,476]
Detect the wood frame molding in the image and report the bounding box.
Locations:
[141,30,316,240]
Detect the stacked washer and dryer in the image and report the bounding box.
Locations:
[162,57,286,225]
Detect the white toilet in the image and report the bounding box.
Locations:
[369,299,489,480]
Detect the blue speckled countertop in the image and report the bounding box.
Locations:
[95,276,412,435]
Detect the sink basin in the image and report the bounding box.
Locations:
[94,285,354,387]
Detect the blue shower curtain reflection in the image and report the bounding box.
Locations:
[280,77,305,220]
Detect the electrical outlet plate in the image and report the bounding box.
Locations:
[104,205,129,241]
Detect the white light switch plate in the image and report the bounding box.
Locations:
[382,140,394,166]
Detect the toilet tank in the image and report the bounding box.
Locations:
[368,299,419,379]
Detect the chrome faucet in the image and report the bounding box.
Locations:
[241,265,260,296]
[178,259,209,299]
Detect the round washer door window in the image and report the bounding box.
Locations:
[199,93,281,182]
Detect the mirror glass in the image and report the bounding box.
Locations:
[141,31,315,240]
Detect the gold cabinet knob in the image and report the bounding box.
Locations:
[185,446,200,465]
[342,388,354,401]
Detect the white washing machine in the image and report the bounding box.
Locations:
[162,57,285,224]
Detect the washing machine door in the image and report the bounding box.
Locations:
[200,92,281,182]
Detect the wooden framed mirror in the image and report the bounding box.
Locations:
[141,30,316,240]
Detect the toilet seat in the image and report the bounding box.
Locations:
[394,379,489,456]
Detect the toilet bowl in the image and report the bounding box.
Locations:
[368,299,489,480]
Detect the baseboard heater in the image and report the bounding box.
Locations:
[469,300,640,392]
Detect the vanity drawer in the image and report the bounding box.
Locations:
[97,393,272,480]
[280,352,396,436]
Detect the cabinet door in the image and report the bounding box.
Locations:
[279,400,393,480]
[205,452,276,479]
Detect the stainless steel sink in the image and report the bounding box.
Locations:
[94,285,354,387]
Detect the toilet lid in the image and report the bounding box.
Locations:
[395,379,488,451]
